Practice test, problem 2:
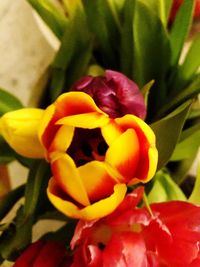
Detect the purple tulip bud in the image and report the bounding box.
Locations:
[71,70,146,119]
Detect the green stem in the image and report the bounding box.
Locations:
[143,192,154,217]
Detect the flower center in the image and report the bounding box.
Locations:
[67,128,108,167]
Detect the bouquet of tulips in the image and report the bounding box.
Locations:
[0,0,200,266]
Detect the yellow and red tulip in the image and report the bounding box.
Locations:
[39,91,158,220]
[0,71,158,221]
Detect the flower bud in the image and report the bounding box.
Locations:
[71,70,146,119]
[0,108,45,158]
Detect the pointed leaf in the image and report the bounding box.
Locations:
[27,0,68,39]
[120,0,135,77]
[0,89,23,116]
[0,136,15,164]
[158,73,200,118]
[148,170,186,203]
[169,0,194,66]
[180,32,200,81]
[50,3,92,100]
[151,101,191,170]
[139,0,173,26]
[83,0,121,69]
[0,185,25,221]
[132,1,171,118]
[171,124,200,161]
[189,163,200,204]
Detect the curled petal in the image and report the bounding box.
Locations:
[47,181,127,220]
[115,115,157,181]
[39,92,107,149]
[78,161,117,203]
[56,112,109,129]
[101,120,122,146]
[105,129,140,183]
[38,104,57,150]
[0,108,45,158]
[51,153,90,206]
[48,125,74,156]
[55,92,106,116]
[103,232,147,267]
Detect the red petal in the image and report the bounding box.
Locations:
[13,241,44,267]
[33,241,69,267]
[103,232,148,267]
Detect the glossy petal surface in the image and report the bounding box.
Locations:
[48,181,127,220]
[0,108,45,158]
[78,161,117,203]
[51,153,90,206]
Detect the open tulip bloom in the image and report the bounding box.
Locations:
[0,79,158,220]
[1,0,200,258]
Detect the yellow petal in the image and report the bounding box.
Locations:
[78,161,117,203]
[115,114,156,145]
[51,152,90,206]
[105,129,140,183]
[38,104,56,150]
[48,125,74,156]
[146,146,158,182]
[56,112,109,129]
[0,108,45,158]
[101,120,122,145]
[55,92,106,116]
[47,180,127,220]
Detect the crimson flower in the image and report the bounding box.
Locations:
[70,187,200,267]
[71,70,146,119]
[13,240,72,267]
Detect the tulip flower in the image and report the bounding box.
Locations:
[13,240,72,267]
[70,187,200,267]
[71,70,146,119]
[39,91,158,220]
[0,108,45,158]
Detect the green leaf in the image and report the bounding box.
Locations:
[179,33,200,81]
[148,170,186,203]
[150,101,191,170]
[0,206,32,261]
[23,161,50,216]
[171,124,200,161]
[0,136,15,164]
[157,73,200,119]
[0,161,51,261]
[169,155,197,184]
[132,1,171,117]
[120,0,135,77]
[139,0,173,26]
[27,0,68,39]
[83,0,121,69]
[169,0,194,66]
[50,3,92,100]
[141,80,155,106]
[188,162,200,204]
[0,185,25,221]
[0,89,23,116]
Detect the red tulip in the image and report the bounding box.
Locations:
[71,70,146,119]
[70,187,200,267]
[13,240,72,267]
